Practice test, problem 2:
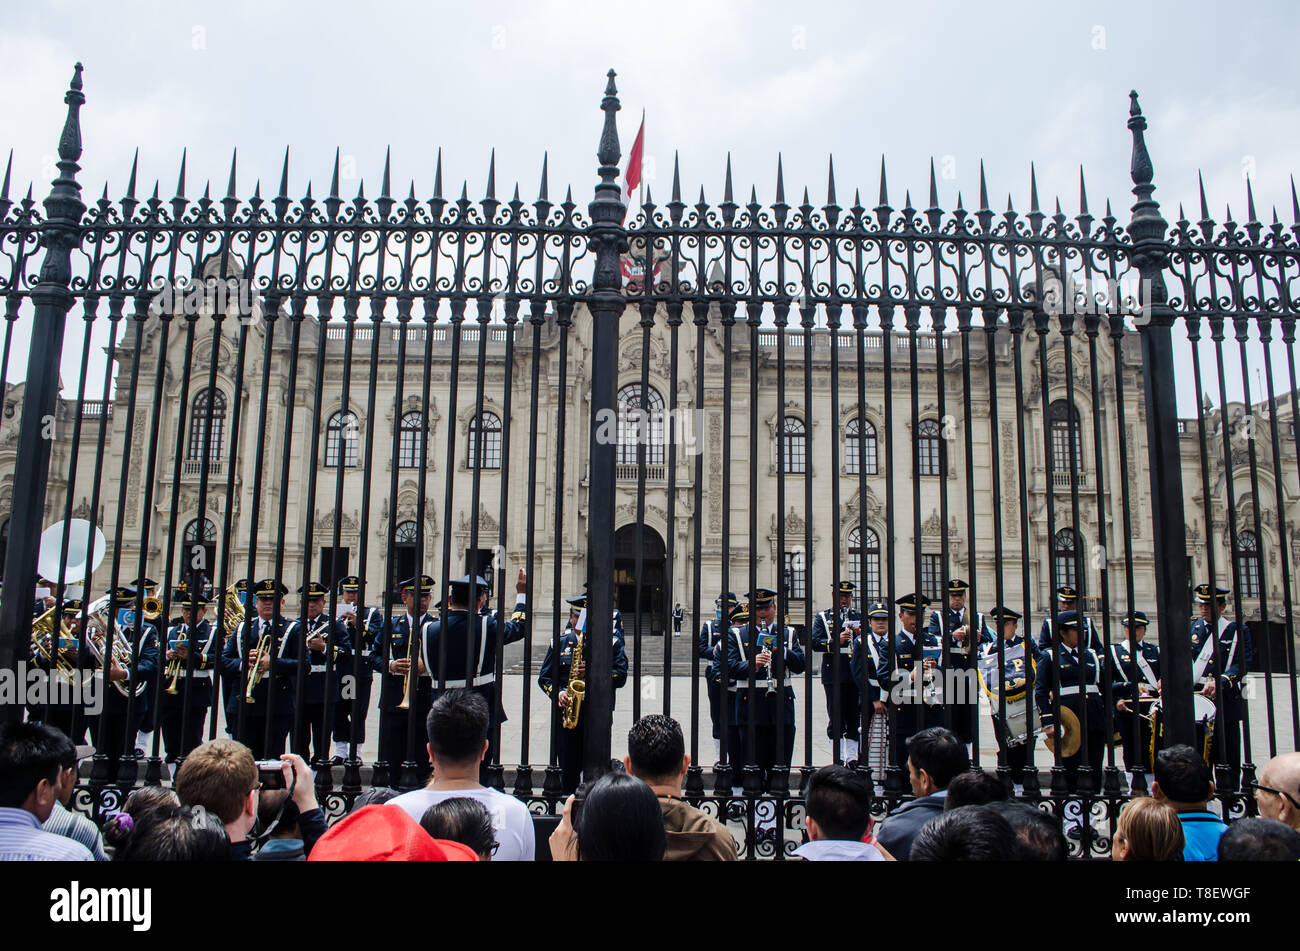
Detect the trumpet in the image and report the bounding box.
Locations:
[164,626,189,695]
[396,622,419,712]
[245,627,271,703]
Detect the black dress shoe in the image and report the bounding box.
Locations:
[330,756,344,766]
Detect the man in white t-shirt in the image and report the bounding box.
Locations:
[388,689,535,861]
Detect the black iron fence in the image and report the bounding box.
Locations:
[1,66,1298,858]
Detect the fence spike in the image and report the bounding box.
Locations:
[1,149,11,202]
[1245,177,1259,226]
[978,161,989,212]
[379,147,392,200]
[878,156,889,206]
[277,147,291,200]
[512,182,521,203]
[1078,166,1089,216]
[774,153,785,206]
[671,152,681,204]
[175,148,188,200]
[927,158,938,210]
[1291,175,1299,224]
[1029,163,1040,214]
[486,148,497,200]
[723,153,734,204]
[827,154,837,207]
[225,148,238,202]
[434,147,445,201]
[329,148,340,200]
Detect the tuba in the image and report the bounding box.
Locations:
[562,632,585,730]
[31,607,78,684]
[222,582,246,634]
[85,595,148,698]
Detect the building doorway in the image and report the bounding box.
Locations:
[613,524,666,637]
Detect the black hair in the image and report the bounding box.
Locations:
[425,689,489,764]
[944,769,1008,810]
[1217,817,1300,861]
[104,786,180,850]
[420,797,497,858]
[257,789,300,835]
[909,806,1015,861]
[113,804,230,861]
[0,721,66,807]
[626,715,685,782]
[349,786,400,813]
[805,765,873,840]
[577,772,666,862]
[905,727,970,789]
[1155,745,1213,804]
[984,800,1067,861]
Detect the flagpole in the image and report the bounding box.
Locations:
[637,109,645,212]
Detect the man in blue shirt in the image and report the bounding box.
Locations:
[1153,744,1227,861]
[0,721,93,861]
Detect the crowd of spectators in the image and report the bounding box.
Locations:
[3,714,1299,862]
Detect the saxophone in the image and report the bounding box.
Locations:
[561,632,585,730]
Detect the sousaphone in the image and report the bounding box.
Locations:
[1044,706,1082,758]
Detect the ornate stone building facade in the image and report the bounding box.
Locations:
[2,300,1296,672]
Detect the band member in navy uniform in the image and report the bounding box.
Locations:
[84,584,160,780]
[221,578,249,737]
[1190,583,1250,789]
[1036,585,1102,653]
[1111,610,1160,791]
[28,598,89,743]
[221,578,299,760]
[129,576,164,755]
[727,589,804,798]
[812,581,863,766]
[375,574,436,777]
[538,593,628,794]
[1034,610,1105,793]
[294,581,351,768]
[158,590,216,767]
[333,575,383,763]
[978,607,1037,792]
[879,593,939,769]
[850,599,891,767]
[925,579,985,749]
[698,592,741,766]
[422,569,528,763]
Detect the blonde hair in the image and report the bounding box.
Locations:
[1115,796,1184,861]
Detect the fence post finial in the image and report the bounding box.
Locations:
[0,64,87,718]
[1127,89,1196,753]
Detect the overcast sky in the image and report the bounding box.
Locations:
[2,1,1297,413]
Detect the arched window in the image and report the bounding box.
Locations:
[187,389,226,461]
[468,411,503,470]
[917,419,941,476]
[325,411,359,468]
[1053,527,1084,596]
[181,518,217,595]
[617,384,665,466]
[390,520,420,601]
[781,416,806,474]
[1048,400,1084,474]
[845,417,878,475]
[1235,530,1261,599]
[847,526,881,601]
[398,411,426,469]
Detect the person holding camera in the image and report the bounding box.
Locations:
[174,739,326,860]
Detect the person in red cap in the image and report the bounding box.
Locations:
[308,805,477,861]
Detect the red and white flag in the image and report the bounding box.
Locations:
[620,112,645,209]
